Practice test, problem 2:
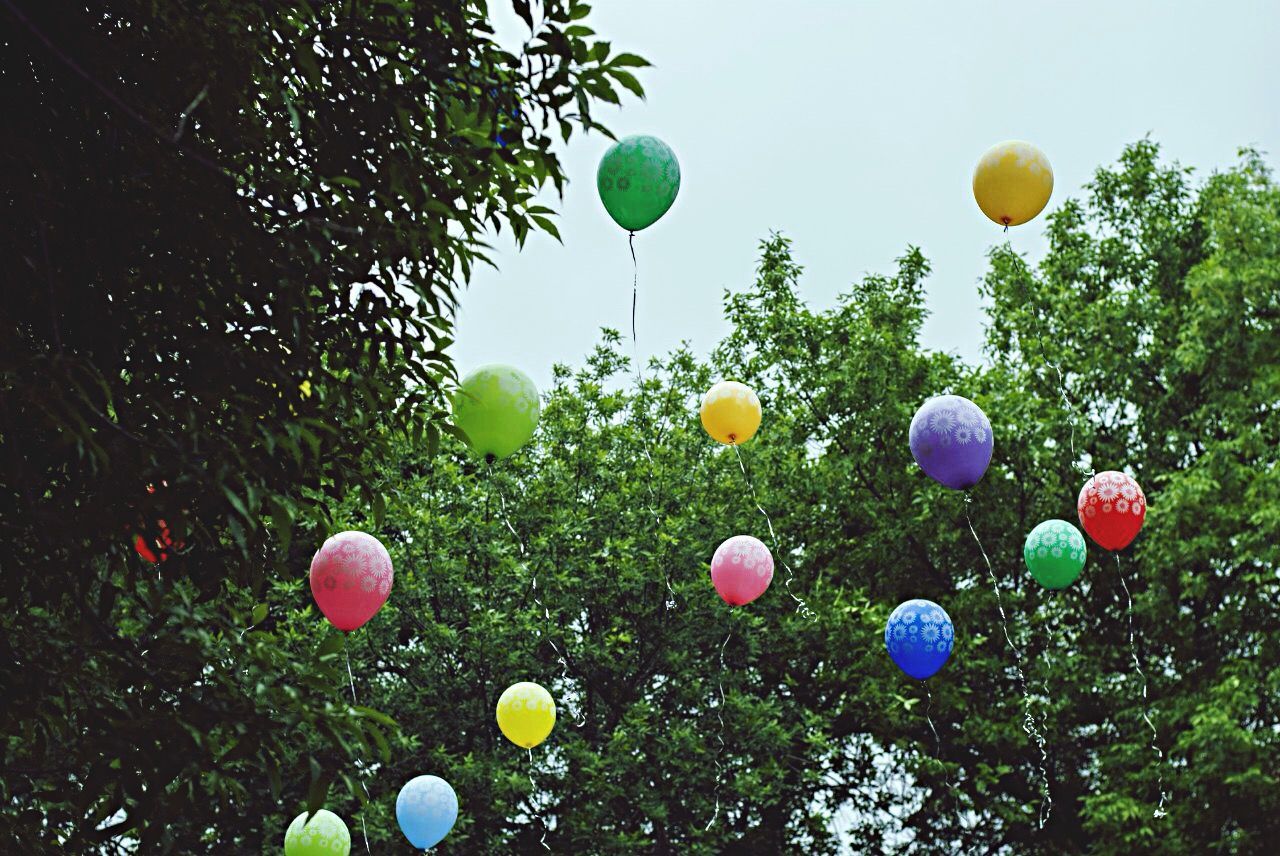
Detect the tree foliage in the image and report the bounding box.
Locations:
[283,142,1279,854]
[0,1,646,850]
[4,11,1278,848]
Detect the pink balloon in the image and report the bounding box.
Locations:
[309,531,394,631]
[710,535,774,606]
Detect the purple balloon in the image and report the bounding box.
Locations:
[909,395,993,490]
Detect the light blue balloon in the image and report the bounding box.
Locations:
[396,775,458,849]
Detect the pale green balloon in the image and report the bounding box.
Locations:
[451,364,540,460]
[597,134,681,232]
[284,808,350,856]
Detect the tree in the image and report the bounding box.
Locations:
[0,1,647,849]
[286,142,1278,853]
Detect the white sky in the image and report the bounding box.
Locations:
[454,1,1280,390]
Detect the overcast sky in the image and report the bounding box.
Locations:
[452,1,1280,391]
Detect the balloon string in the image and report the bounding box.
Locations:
[963,496,1052,828]
[1016,273,1094,481]
[628,230,638,346]
[528,748,551,850]
[1113,552,1169,818]
[705,629,732,831]
[924,684,965,839]
[1042,355,1095,480]
[623,230,677,610]
[489,462,585,727]
[731,442,813,620]
[343,642,372,854]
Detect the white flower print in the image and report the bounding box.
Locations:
[928,409,957,435]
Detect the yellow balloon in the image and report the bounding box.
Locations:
[972,141,1054,227]
[496,681,556,749]
[700,381,762,445]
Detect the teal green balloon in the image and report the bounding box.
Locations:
[1024,519,1087,589]
[596,134,681,232]
[451,364,540,459]
[284,809,350,856]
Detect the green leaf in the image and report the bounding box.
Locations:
[305,760,334,819]
[531,215,562,242]
[609,52,651,68]
[609,69,644,99]
[317,633,345,660]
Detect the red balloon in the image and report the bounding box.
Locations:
[309,531,394,631]
[1077,471,1146,550]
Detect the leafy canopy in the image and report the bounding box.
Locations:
[274,143,1280,853]
[0,1,646,850]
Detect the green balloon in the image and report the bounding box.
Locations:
[451,364,540,460]
[284,809,350,856]
[1024,519,1087,589]
[596,134,681,232]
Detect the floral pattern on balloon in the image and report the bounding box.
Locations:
[396,775,459,849]
[909,394,994,490]
[710,534,774,606]
[284,808,351,856]
[1077,470,1146,551]
[496,681,557,749]
[1026,519,1086,562]
[699,380,762,445]
[1024,518,1087,589]
[597,134,681,232]
[884,599,954,680]
[309,531,394,632]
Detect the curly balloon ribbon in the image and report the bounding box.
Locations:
[489,463,585,728]
[527,748,551,851]
[1028,307,1173,817]
[704,629,732,832]
[731,442,813,620]
[1017,276,1094,482]
[963,497,1053,829]
[923,684,967,841]
[1113,553,1169,818]
[342,641,373,854]
[1042,355,1095,482]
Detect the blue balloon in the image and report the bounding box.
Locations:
[884,599,954,680]
[396,775,458,849]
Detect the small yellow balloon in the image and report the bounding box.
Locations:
[972,141,1054,227]
[496,681,556,749]
[700,381,762,445]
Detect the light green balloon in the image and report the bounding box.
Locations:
[451,364,540,460]
[284,809,350,856]
[596,134,681,232]
[1024,519,1087,589]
